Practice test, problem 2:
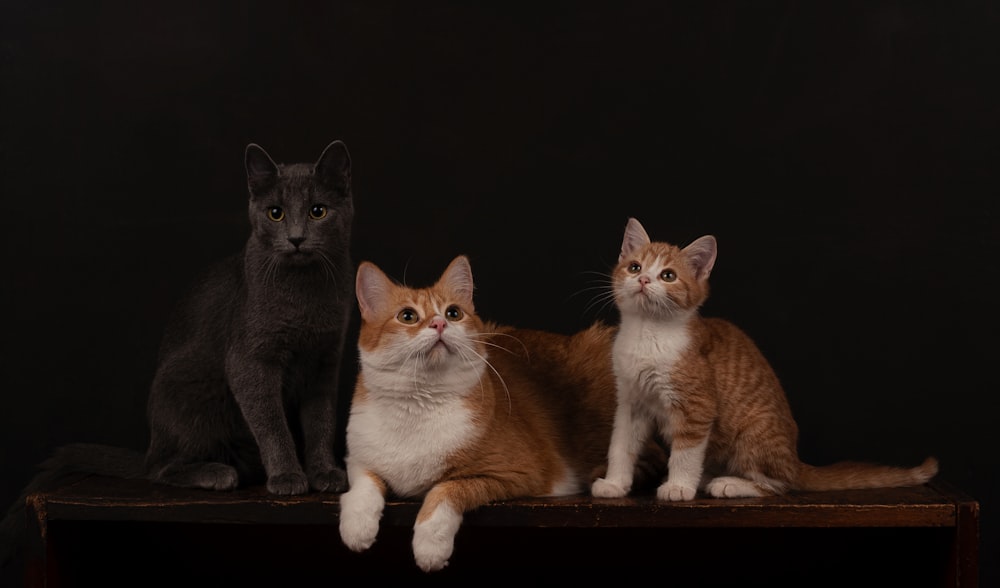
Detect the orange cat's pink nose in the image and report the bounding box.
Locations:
[428,317,447,333]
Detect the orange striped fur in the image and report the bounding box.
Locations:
[592,217,938,502]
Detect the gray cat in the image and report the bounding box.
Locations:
[0,140,355,567]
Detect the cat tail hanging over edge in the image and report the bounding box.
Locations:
[794,456,939,492]
[0,442,145,569]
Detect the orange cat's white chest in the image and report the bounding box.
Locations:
[346,395,478,497]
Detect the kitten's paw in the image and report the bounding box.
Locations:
[657,481,697,501]
[413,503,462,573]
[338,488,384,553]
[266,471,309,495]
[591,477,628,498]
[310,467,349,493]
[705,476,765,498]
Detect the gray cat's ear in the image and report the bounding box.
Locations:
[315,140,352,192]
[439,256,475,307]
[245,143,278,196]
[620,217,651,262]
[684,235,718,281]
[356,261,393,319]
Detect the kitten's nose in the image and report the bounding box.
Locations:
[288,236,305,248]
[638,275,650,285]
[429,317,447,333]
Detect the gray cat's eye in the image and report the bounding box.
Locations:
[267,207,284,222]
[310,205,327,220]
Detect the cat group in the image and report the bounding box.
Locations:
[0,139,938,575]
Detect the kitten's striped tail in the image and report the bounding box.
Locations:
[794,456,939,492]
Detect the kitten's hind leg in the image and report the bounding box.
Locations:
[150,461,239,491]
[703,473,781,498]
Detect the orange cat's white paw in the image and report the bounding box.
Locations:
[657,481,697,501]
[413,502,462,572]
[591,477,629,498]
[338,487,384,552]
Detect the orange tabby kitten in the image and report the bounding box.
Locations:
[338,255,664,572]
[591,217,938,501]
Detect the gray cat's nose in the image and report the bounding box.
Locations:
[288,236,305,248]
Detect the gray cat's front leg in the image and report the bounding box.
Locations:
[228,358,308,495]
[300,363,348,493]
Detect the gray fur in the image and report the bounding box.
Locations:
[1,141,355,568]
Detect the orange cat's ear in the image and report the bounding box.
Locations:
[439,255,475,307]
[356,261,394,319]
[620,217,651,262]
[684,235,718,281]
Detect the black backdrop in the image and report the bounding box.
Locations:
[2,2,997,585]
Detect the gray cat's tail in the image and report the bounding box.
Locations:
[0,443,145,570]
[795,456,939,492]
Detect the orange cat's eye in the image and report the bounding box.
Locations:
[309,205,327,220]
[627,262,641,274]
[445,305,464,321]
[660,269,677,282]
[397,308,419,324]
[267,206,285,222]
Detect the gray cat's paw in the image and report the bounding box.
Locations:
[310,467,348,493]
[155,462,238,491]
[198,464,239,491]
[267,472,309,495]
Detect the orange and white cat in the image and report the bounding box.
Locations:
[338,255,664,572]
[591,217,938,501]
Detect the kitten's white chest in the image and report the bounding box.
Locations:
[613,317,691,413]
[346,388,478,498]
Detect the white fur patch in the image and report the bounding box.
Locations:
[338,470,386,552]
[658,436,709,501]
[413,500,463,572]
[347,346,485,498]
[612,315,692,432]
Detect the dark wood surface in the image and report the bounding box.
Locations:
[18,476,980,587]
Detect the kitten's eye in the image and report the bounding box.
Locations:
[267,207,285,222]
[445,305,464,322]
[396,308,419,324]
[628,262,641,274]
[309,205,327,220]
[660,269,677,282]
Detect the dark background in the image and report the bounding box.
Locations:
[2,1,997,585]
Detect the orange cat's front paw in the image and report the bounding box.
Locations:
[591,477,629,498]
[657,481,696,501]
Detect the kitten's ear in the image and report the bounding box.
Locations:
[438,255,475,307]
[315,140,352,192]
[245,143,278,196]
[620,217,651,262]
[684,235,718,281]
[356,261,394,319]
